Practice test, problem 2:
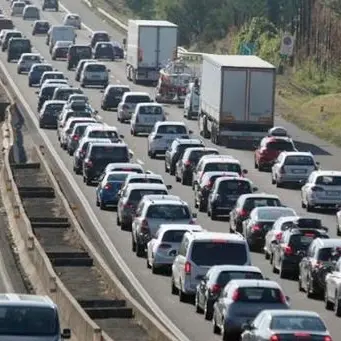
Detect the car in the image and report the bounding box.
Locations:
[28,63,52,86]
[41,79,68,87]
[117,92,152,123]
[100,84,130,111]
[38,99,66,128]
[148,121,193,158]
[36,83,64,111]
[67,44,92,70]
[301,170,341,211]
[325,256,341,315]
[172,232,251,302]
[254,135,297,171]
[165,138,204,175]
[147,224,204,273]
[102,163,143,176]
[299,238,341,297]
[271,151,319,188]
[73,138,112,174]
[194,171,239,212]
[272,226,329,278]
[80,62,110,88]
[75,59,96,81]
[229,193,283,234]
[63,13,81,29]
[192,155,247,190]
[130,103,166,136]
[242,206,297,251]
[82,142,131,185]
[241,310,331,341]
[267,126,290,137]
[0,19,14,32]
[121,173,165,191]
[52,86,83,101]
[39,71,66,87]
[60,99,93,117]
[66,94,89,105]
[23,5,40,19]
[175,147,219,186]
[90,30,110,49]
[207,176,258,220]
[42,0,58,11]
[7,37,31,62]
[0,29,10,46]
[212,279,290,340]
[81,125,122,142]
[95,171,131,210]
[17,53,42,74]
[11,1,26,16]
[116,183,170,230]
[1,30,22,51]
[132,196,198,257]
[195,265,264,320]
[111,41,124,58]
[93,41,115,60]
[51,40,73,60]
[32,20,49,35]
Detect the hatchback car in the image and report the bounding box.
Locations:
[100,84,130,111]
[93,41,115,60]
[80,62,110,88]
[39,71,66,87]
[51,41,72,60]
[52,86,83,101]
[42,0,58,11]
[38,99,66,128]
[32,20,49,35]
[63,13,81,29]
[75,59,96,81]
[67,44,92,70]
[7,37,31,62]
[36,83,63,111]
[66,121,97,155]
[17,53,42,73]
[2,30,22,51]
[23,5,39,19]
[28,63,52,86]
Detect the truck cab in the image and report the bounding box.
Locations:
[184,81,200,120]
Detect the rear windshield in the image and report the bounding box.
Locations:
[91,146,128,159]
[157,125,187,134]
[204,162,241,174]
[139,106,162,115]
[125,95,151,104]
[290,232,328,249]
[88,130,118,139]
[72,46,91,54]
[129,178,163,184]
[44,103,64,115]
[6,32,21,40]
[189,150,219,162]
[244,198,281,211]
[257,208,295,220]
[74,125,87,135]
[217,271,263,286]
[109,167,142,173]
[267,140,295,151]
[34,65,52,72]
[86,64,106,72]
[237,287,283,303]
[162,230,187,243]
[218,180,251,195]
[270,316,326,331]
[316,176,341,186]
[44,73,64,80]
[23,55,40,61]
[66,112,91,120]
[191,241,247,266]
[25,7,38,14]
[14,2,25,7]
[10,40,30,49]
[295,218,322,229]
[128,189,167,202]
[97,43,112,49]
[36,22,49,28]
[107,173,129,181]
[284,155,315,166]
[146,204,190,220]
[178,144,202,154]
[317,247,341,261]
[56,89,82,100]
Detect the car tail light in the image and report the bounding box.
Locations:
[279,291,287,303]
[279,167,285,174]
[204,181,213,190]
[260,147,269,155]
[251,225,261,232]
[158,243,171,249]
[313,260,323,269]
[189,218,195,225]
[104,184,111,190]
[232,289,240,301]
[237,209,247,217]
[141,219,149,233]
[284,245,293,255]
[184,160,191,167]
[73,135,79,141]
[324,336,332,341]
[85,160,93,167]
[269,335,280,341]
[210,284,221,294]
[275,232,282,240]
[311,186,324,192]
[184,261,191,274]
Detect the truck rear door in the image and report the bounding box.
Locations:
[139,26,157,68]
[158,27,177,68]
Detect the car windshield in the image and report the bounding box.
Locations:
[129,178,163,184]
[218,180,251,195]
[257,208,295,220]
[56,89,82,100]
[244,198,281,211]
[128,189,167,202]
[88,130,118,139]
[284,155,315,166]
[86,64,106,72]
[162,230,187,243]
[125,95,151,104]
[146,204,190,220]
[217,271,263,286]
[236,287,283,303]
[189,150,219,162]
[73,46,91,54]
[315,176,341,186]
[157,125,187,134]
[107,173,129,181]
[139,106,162,115]
[204,162,241,173]
[270,316,326,331]
[36,22,49,28]
[91,146,128,159]
[267,140,295,151]
[0,306,58,336]
[191,241,247,266]
[290,232,328,249]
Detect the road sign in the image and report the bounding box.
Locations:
[280,33,295,56]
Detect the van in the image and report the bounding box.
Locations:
[171,231,250,300]
[67,44,92,70]
[184,82,200,119]
[7,37,31,62]
[0,19,14,32]
[47,25,76,53]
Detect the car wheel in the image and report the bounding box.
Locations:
[279,262,288,279]
[335,297,341,316]
[151,263,159,274]
[136,241,144,257]
[96,197,99,206]
[181,175,189,186]
[306,202,314,212]
[325,290,334,310]
[116,215,121,226]
[264,250,270,260]
[131,234,136,252]
[254,158,258,169]
[146,257,151,269]
[169,164,175,176]
[210,208,217,221]
[85,177,91,186]
[150,151,156,159]
[164,162,169,173]
[171,277,178,295]
[204,301,213,320]
[179,285,187,302]
[212,314,220,334]
[195,294,203,314]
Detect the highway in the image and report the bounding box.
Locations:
[1,0,341,339]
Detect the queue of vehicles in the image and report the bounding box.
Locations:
[1,6,340,341]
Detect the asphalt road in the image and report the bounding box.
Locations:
[2,0,341,339]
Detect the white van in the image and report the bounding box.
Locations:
[171,231,250,301]
[47,25,76,53]
[183,82,200,120]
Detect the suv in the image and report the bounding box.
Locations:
[132,196,197,257]
[272,227,329,279]
[80,62,110,88]
[2,30,22,51]
[66,121,97,155]
[90,30,110,48]
[165,138,204,175]
[7,37,31,61]
[32,20,50,35]
[42,0,58,11]
[93,41,115,60]
[229,193,283,234]
[116,183,169,231]
[75,59,95,81]
[175,147,219,186]
[172,231,251,301]
[28,63,52,86]
[82,142,130,184]
[67,44,92,70]
[254,136,296,171]
[39,99,66,128]
[207,176,257,220]
[100,84,131,111]
[271,151,319,188]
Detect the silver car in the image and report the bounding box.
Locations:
[117,92,152,122]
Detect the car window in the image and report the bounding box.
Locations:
[243,198,281,211]
[266,140,295,151]
[129,178,163,184]
[90,146,128,160]
[284,155,315,166]
[189,150,219,162]
[317,247,336,261]
[125,95,151,104]
[289,232,328,249]
[218,180,251,195]
[257,208,296,220]
[162,230,187,243]
[138,106,162,115]
[107,173,129,181]
[236,287,283,303]
[157,125,187,134]
[146,204,190,220]
[128,189,167,202]
[204,162,241,173]
[88,130,118,139]
[217,271,263,286]
[315,176,341,186]
[270,316,326,331]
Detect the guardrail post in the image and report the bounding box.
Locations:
[13,205,20,218]
[27,236,34,250]
[93,328,101,341]
[49,276,57,293]
[6,179,11,191]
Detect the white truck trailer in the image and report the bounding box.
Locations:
[126,20,178,85]
[198,54,276,148]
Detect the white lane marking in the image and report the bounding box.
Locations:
[82,0,92,8]
[136,158,144,165]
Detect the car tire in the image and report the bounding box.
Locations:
[279,262,288,279]
[335,298,341,316]
[306,202,314,212]
[131,234,136,252]
[179,287,187,302]
[181,175,189,186]
[254,158,258,169]
[99,201,106,210]
[210,208,217,221]
[265,250,270,260]
[136,241,144,257]
[116,215,121,226]
[164,162,169,173]
[212,314,220,334]
[85,177,91,186]
[96,198,99,206]
[198,200,206,212]
[337,224,341,236]
[325,290,334,310]
[169,164,175,176]
[146,257,151,269]
[195,294,203,314]
[171,277,178,295]
[204,302,213,320]
[151,263,159,274]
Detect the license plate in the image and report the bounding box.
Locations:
[292,169,306,174]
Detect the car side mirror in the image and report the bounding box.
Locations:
[285,295,290,302]
[322,226,329,232]
[264,277,270,280]
[129,150,134,159]
[252,186,258,192]
[100,89,104,93]
[242,169,248,174]
[117,190,122,196]
[122,38,126,46]
[94,110,98,114]
[35,91,39,94]
[119,134,124,139]
[192,212,198,218]
[241,322,253,331]
[107,69,111,72]
[61,328,71,339]
[166,184,172,190]
[189,130,193,134]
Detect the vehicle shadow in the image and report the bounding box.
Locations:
[294,140,331,156]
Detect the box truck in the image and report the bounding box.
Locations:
[125,20,178,85]
[198,54,276,148]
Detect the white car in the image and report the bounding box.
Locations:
[11,1,25,16]
[147,224,203,273]
[102,162,143,175]
[63,13,81,29]
[66,94,88,105]
[301,170,341,212]
[147,121,193,158]
[17,53,42,74]
[121,173,165,191]
[271,151,319,188]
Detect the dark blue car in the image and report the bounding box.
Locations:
[111,41,124,59]
[96,171,131,209]
[28,63,53,87]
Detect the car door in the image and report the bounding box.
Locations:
[197,272,209,307]
[207,181,218,211]
[272,154,282,178]
[215,286,229,327]
[301,173,314,201]
[301,242,316,288]
[173,237,187,287]
[131,202,144,241]
[193,161,203,188]
[165,142,175,168]
[230,197,242,230]
[275,231,289,268]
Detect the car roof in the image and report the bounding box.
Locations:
[85,125,117,131]
[253,206,295,212]
[312,170,341,176]
[80,137,112,144]
[275,216,298,224]
[126,173,163,180]
[264,136,293,142]
[281,151,313,157]
[202,157,240,164]
[55,41,73,46]
[106,84,130,89]
[144,197,187,205]
[215,176,252,184]
[89,142,126,148]
[175,138,203,144]
[93,30,108,34]
[314,238,341,247]
[105,163,142,169]
[155,121,186,127]
[202,171,239,178]
[125,183,168,190]
[42,71,64,75]
[209,265,262,273]
[240,193,280,200]
[0,294,56,308]
[21,52,40,57]
[136,102,162,108]
[123,91,150,97]
[229,279,280,288]
[43,100,67,105]
[24,4,38,8]
[261,310,321,317]
[185,147,218,153]
[84,61,106,67]
[158,224,203,234]
[104,171,132,177]
[186,231,245,242]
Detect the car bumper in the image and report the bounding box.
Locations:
[278,174,309,183]
[99,195,119,206]
[83,78,108,85]
[153,253,176,266]
[40,118,57,127]
[149,141,170,153]
[211,204,234,215]
[132,124,154,133]
[83,168,103,180]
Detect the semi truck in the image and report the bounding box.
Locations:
[125,20,178,85]
[198,54,276,148]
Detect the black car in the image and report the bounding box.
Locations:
[90,31,110,49]
[37,84,62,111]
[2,31,22,51]
[67,44,92,70]
[42,0,58,11]
[7,38,31,62]
[93,42,115,60]
[39,100,65,128]
[100,85,130,110]
[111,41,124,58]
[32,20,50,35]
[82,143,130,185]
[272,227,329,279]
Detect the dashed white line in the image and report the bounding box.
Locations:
[136,159,145,165]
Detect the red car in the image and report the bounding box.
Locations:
[254,136,297,171]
